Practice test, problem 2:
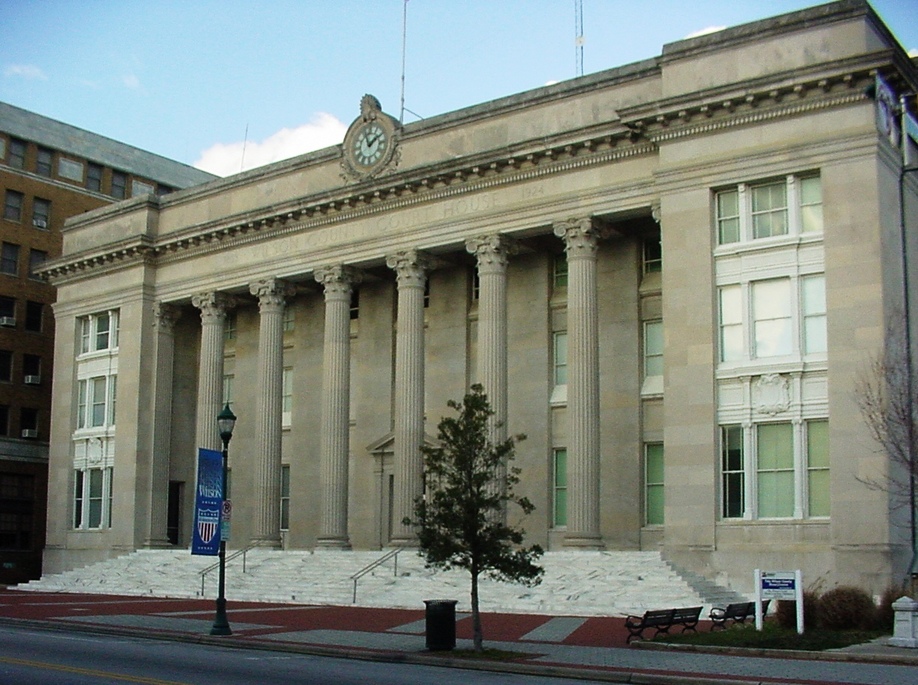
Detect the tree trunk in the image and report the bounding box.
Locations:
[471,569,483,652]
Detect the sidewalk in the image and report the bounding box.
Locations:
[0,588,916,684]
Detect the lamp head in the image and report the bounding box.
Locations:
[217,403,237,443]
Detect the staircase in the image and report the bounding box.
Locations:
[18,549,748,617]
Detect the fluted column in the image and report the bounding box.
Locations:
[192,292,236,452]
[466,235,517,501]
[315,265,362,549]
[145,302,181,547]
[386,250,433,546]
[554,217,608,549]
[249,278,295,547]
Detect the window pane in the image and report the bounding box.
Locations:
[644,321,663,377]
[553,332,568,385]
[643,238,662,273]
[722,425,745,518]
[646,485,664,526]
[553,449,567,527]
[96,314,110,350]
[800,176,823,233]
[758,471,795,518]
[88,469,103,528]
[751,182,788,238]
[803,275,827,354]
[645,444,664,526]
[73,472,84,528]
[807,420,829,517]
[719,286,743,362]
[757,423,794,518]
[553,256,568,289]
[757,423,793,470]
[58,158,84,182]
[753,279,792,357]
[717,190,740,244]
[91,377,107,426]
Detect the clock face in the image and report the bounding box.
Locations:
[353,123,388,167]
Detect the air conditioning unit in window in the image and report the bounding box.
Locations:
[0,317,15,327]
[21,429,38,439]
[24,375,40,385]
[32,218,48,229]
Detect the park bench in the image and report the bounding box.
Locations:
[624,606,702,643]
[708,599,770,630]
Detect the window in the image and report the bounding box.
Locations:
[3,190,23,222]
[807,420,830,517]
[0,350,11,382]
[423,280,430,308]
[752,279,792,358]
[87,163,103,192]
[28,250,47,279]
[0,139,5,160]
[282,368,292,425]
[283,306,295,332]
[156,184,173,196]
[0,296,15,321]
[22,353,40,380]
[721,420,828,520]
[111,171,126,199]
[20,407,38,433]
[32,198,50,229]
[77,375,116,429]
[7,139,25,169]
[716,175,822,246]
[79,311,119,353]
[718,275,826,364]
[645,443,664,525]
[552,448,567,527]
[280,465,290,531]
[222,375,234,410]
[223,313,236,341]
[643,238,662,274]
[721,426,745,518]
[350,289,360,320]
[471,270,480,301]
[58,158,84,182]
[0,405,7,436]
[131,179,154,197]
[644,321,663,379]
[73,467,112,529]
[0,473,35,550]
[1,243,19,275]
[36,148,52,176]
[25,301,43,332]
[553,255,568,289]
[553,331,568,386]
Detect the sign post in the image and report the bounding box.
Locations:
[756,569,803,633]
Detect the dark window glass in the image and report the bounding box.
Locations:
[0,297,14,320]
[8,139,25,169]
[36,147,52,176]
[20,407,37,431]
[28,250,47,279]
[32,198,50,229]
[0,243,19,275]
[22,354,40,377]
[24,301,42,332]
[111,171,126,199]
[0,406,8,436]
[3,190,23,222]
[87,163,103,192]
[0,351,11,382]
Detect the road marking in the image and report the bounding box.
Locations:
[0,656,191,685]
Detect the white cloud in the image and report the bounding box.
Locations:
[685,25,726,39]
[195,112,347,177]
[122,74,141,90]
[4,64,48,80]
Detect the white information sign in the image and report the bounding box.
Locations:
[755,569,804,634]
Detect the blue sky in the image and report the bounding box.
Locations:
[2,1,917,177]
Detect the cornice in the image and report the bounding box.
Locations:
[38,61,885,285]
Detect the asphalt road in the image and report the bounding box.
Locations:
[0,624,611,685]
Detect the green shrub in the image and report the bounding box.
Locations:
[875,584,906,630]
[776,590,820,630]
[818,586,876,631]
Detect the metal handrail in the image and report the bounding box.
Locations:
[350,548,402,603]
[199,542,260,596]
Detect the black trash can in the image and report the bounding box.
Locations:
[424,599,457,651]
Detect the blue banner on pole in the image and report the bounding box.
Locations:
[191,448,223,556]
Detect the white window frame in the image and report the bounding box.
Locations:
[550,331,568,405]
[79,310,120,356]
[73,466,113,530]
[282,368,292,427]
[642,320,664,395]
[716,174,822,247]
[76,374,117,430]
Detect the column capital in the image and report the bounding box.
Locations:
[249,278,297,308]
[553,217,611,258]
[386,249,434,288]
[465,234,519,272]
[315,265,364,300]
[152,302,181,332]
[192,292,237,323]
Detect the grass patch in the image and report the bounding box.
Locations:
[657,622,887,651]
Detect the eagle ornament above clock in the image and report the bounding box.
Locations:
[342,95,400,181]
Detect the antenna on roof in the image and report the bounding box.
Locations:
[574,0,585,77]
[400,0,409,125]
[240,123,249,173]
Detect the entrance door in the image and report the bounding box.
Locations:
[167,481,183,545]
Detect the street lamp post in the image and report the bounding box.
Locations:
[211,403,236,636]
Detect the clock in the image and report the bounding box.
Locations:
[353,121,388,167]
[342,95,399,180]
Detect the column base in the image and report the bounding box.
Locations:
[250,536,283,549]
[316,537,352,550]
[563,533,605,550]
[142,538,175,549]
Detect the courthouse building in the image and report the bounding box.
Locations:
[39,0,918,595]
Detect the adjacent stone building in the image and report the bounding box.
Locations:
[39,1,918,595]
[0,102,215,582]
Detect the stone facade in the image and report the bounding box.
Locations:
[39,1,918,595]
